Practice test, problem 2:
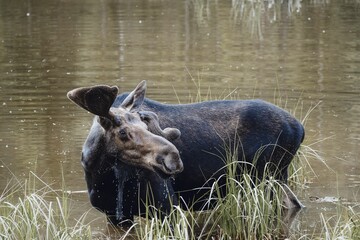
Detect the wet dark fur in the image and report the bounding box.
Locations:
[82,94,305,225]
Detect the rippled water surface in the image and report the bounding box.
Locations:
[1,0,359,237]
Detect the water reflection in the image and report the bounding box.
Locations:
[0,0,359,237]
[231,0,302,40]
[189,0,303,40]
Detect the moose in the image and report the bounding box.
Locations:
[67,80,305,226]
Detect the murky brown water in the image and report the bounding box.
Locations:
[1,0,359,237]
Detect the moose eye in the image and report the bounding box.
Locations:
[119,129,128,140]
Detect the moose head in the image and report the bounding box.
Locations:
[67,81,183,177]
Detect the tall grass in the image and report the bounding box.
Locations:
[0,172,95,240]
[2,151,357,239]
[317,203,360,240]
[203,175,286,239]
[134,174,287,239]
[135,205,195,240]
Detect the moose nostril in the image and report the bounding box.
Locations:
[155,155,164,165]
[164,152,183,172]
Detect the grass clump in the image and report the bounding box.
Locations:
[134,174,288,239]
[134,175,287,239]
[199,141,290,239]
[316,204,360,240]
[135,205,195,240]
[0,172,94,240]
[203,173,286,239]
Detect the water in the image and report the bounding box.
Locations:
[0,0,359,237]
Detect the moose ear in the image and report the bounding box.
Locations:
[121,80,146,111]
[139,111,181,141]
[67,85,119,118]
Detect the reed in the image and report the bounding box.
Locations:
[135,204,196,240]
[317,203,360,240]
[0,172,96,240]
[201,173,286,239]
